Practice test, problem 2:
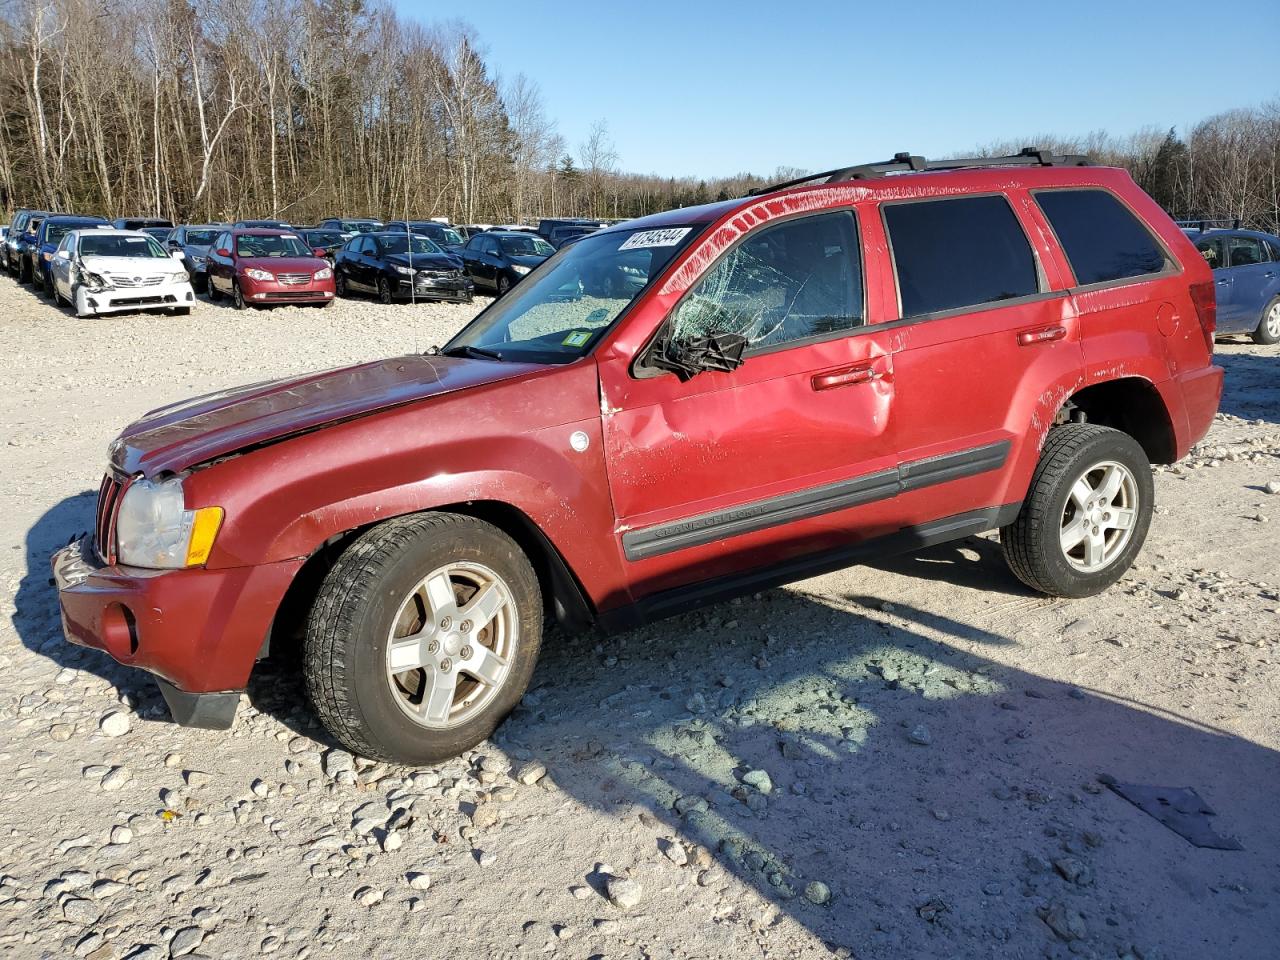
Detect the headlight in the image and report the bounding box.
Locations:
[115,476,223,569]
[82,271,109,292]
[244,268,274,282]
[171,270,190,282]
[314,267,333,280]
[394,265,414,275]
[510,264,531,275]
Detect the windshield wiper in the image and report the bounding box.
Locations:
[440,344,504,362]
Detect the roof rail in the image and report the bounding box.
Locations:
[748,147,1092,196]
[1173,217,1242,233]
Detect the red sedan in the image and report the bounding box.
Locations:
[205,228,335,308]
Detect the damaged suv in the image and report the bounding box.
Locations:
[53,151,1223,763]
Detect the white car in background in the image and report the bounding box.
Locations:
[50,228,196,318]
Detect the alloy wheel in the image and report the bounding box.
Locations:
[384,561,517,730]
[1266,302,1280,340]
[1059,460,1139,573]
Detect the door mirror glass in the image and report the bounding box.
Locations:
[215,248,230,257]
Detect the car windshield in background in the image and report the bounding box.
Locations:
[378,235,442,255]
[237,234,311,257]
[444,224,700,364]
[143,227,172,240]
[500,235,554,257]
[79,234,167,258]
[350,222,383,233]
[307,231,345,247]
[48,222,100,244]
[186,229,220,246]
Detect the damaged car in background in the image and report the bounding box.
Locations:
[48,228,196,317]
[53,150,1223,764]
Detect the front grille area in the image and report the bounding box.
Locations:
[263,290,324,299]
[95,473,125,563]
[111,295,173,307]
[105,274,164,288]
[276,272,312,285]
[417,269,462,280]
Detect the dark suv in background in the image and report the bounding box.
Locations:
[460,230,554,295]
[167,224,230,292]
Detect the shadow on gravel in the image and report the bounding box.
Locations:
[1216,350,1280,425]
[505,585,1280,960]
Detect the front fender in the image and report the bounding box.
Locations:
[183,360,629,610]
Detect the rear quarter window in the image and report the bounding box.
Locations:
[1035,189,1168,286]
[884,195,1039,318]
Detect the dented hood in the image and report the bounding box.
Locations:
[111,354,540,476]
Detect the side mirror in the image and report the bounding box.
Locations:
[53,250,68,260]
[215,248,230,258]
[313,247,327,258]
[170,249,185,259]
[649,332,748,381]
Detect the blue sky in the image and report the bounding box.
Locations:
[394,0,1279,179]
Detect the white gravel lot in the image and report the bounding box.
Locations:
[1,274,1278,960]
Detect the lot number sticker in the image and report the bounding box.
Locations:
[618,227,691,251]
[562,330,593,347]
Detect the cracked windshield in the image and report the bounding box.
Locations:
[445,225,699,363]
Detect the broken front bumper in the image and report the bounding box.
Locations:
[51,536,302,728]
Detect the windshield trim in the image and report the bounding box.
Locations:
[441,221,707,366]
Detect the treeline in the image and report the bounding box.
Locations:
[1,0,1278,229]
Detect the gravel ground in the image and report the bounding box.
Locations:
[1,274,1278,960]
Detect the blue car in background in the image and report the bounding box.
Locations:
[1184,225,1280,344]
[30,215,109,297]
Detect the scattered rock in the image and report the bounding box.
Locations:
[406,872,431,891]
[514,761,547,785]
[660,838,687,866]
[1040,902,1087,941]
[605,875,643,910]
[353,886,384,907]
[804,880,831,905]
[169,926,203,957]
[742,769,773,795]
[99,710,131,738]
[907,724,932,746]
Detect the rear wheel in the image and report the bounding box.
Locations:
[1253,297,1280,345]
[305,512,542,764]
[1001,424,1153,597]
[42,271,54,298]
[335,271,348,298]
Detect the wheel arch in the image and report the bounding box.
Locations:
[1061,376,1178,465]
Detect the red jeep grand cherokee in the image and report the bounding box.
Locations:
[53,150,1223,763]
[205,227,335,309]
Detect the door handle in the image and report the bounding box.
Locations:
[811,364,880,390]
[1017,324,1067,346]
[1217,278,1230,285]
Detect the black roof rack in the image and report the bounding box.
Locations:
[1173,218,1242,233]
[748,147,1092,196]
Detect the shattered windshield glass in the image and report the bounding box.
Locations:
[668,211,862,350]
[444,225,700,364]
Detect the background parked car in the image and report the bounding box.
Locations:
[141,226,173,244]
[460,229,554,295]
[166,224,229,292]
[334,231,471,303]
[536,217,605,248]
[1187,226,1280,343]
[302,229,348,264]
[32,215,110,296]
[4,209,47,274]
[13,213,49,283]
[111,217,173,231]
[205,228,334,309]
[318,217,383,235]
[49,228,194,318]
[233,219,292,230]
[383,220,466,253]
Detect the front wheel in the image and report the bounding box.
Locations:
[42,271,54,298]
[231,281,246,310]
[496,275,511,297]
[1253,297,1280,345]
[1001,424,1153,598]
[304,512,543,764]
[335,271,348,298]
[377,276,394,305]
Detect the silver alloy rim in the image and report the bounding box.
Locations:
[1059,459,1139,573]
[1266,302,1280,339]
[384,560,516,729]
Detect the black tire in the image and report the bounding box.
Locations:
[377,276,394,305]
[496,274,511,297]
[207,278,222,302]
[335,271,348,298]
[1253,296,1280,345]
[1001,424,1153,597]
[305,512,543,764]
[18,257,31,283]
[42,271,54,298]
[231,281,246,310]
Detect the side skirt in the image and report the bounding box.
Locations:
[596,503,1022,633]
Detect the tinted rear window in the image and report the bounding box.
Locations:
[1035,189,1167,285]
[884,195,1039,317]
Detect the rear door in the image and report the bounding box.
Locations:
[600,210,904,598]
[1223,235,1271,332]
[873,192,1081,524]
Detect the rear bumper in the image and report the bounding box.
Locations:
[1171,363,1224,456]
[52,536,302,712]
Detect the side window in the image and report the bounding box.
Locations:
[670,211,862,350]
[1035,189,1167,286]
[1196,239,1224,269]
[1225,236,1265,268]
[1267,239,1280,262]
[217,232,230,253]
[885,195,1039,318]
